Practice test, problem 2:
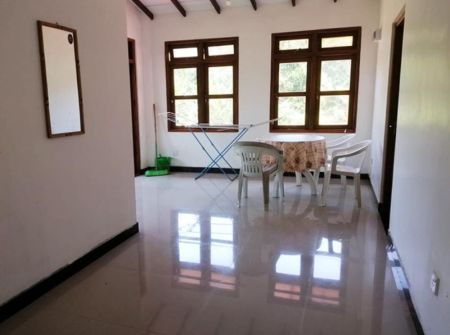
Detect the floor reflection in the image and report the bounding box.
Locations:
[269,235,346,310]
[172,209,348,311]
[0,175,418,335]
[173,211,238,293]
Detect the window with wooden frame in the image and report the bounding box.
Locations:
[270,27,361,132]
[165,37,239,132]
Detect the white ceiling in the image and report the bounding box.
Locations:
[141,0,290,15]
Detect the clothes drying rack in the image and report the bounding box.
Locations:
[164,113,278,181]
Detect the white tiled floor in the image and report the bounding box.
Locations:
[0,173,418,334]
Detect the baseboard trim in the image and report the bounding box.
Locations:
[386,235,425,335]
[141,166,370,180]
[0,222,139,323]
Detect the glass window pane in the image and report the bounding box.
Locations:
[320,60,351,91]
[279,39,309,50]
[317,238,329,253]
[319,95,349,125]
[211,242,234,269]
[208,45,234,56]
[211,216,233,242]
[321,36,353,48]
[313,255,341,281]
[276,254,301,276]
[173,47,198,58]
[278,96,306,126]
[178,213,201,238]
[174,68,197,96]
[279,62,307,93]
[209,98,233,126]
[175,99,198,126]
[208,66,233,95]
[179,241,200,263]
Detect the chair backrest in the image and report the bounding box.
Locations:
[326,134,356,150]
[331,140,371,173]
[234,141,282,177]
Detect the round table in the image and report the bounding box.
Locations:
[262,135,327,195]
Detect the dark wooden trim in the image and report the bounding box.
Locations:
[37,20,85,138]
[250,0,257,10]
[386,236,425,335]
[269,27,361,133]
[128,38,141,176]
[269,128,356,134]
[165,37,239,132]
[291,0,296,6]
[210,0,221,14]
[166,127,238,133]
[0,223,139,323]
[143,166,370,180]
[379,11,405,231]
[171,0,187,17]
[170,166,238,174]
[130,0,154,20]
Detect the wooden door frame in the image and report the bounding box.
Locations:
[128,38,141,176]
[378,9,405,231]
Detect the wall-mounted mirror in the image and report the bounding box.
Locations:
[37,21,84,138]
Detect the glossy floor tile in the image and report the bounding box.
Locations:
[0,173,418,334]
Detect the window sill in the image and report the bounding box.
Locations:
[269,127,355,134]
[168,127,239,133]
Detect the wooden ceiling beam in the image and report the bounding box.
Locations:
[130,0,154,20]
[250,0,257,11]
[171,0,187,17]
[210,0,221,14]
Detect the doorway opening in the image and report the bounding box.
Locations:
[379,11,405,231]
[128,38,141,176]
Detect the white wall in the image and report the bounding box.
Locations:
[0,0,136,304]
[387,0,450,334]
[370,0,405,201]
[371,0,450,333]
[148,0,380,169]
[126,1,156,168]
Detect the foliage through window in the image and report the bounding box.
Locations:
[165,37,238,131]
[270,27,361,132]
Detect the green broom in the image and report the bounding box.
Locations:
[145,104,171,177]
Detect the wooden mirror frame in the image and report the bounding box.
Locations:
[37,20,85,138]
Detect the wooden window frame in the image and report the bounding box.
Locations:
[270,27,361,133]
[165,37,239,132]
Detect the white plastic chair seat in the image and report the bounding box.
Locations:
[325,163,360,176]
[234,141,284,206]
[321,140,371,208]
[263,163,278,174]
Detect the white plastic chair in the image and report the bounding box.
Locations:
[321,134,357,185]
[234,142,284,206]
[321,140,371,208]
[326,134,356,152]
[299,134,356,187]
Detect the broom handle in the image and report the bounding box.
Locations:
[153,104,158,159]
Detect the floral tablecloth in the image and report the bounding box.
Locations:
[263,138,326,172]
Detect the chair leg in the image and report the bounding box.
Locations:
[238,174,243,207]
[243,177,248,198]
[262,174,270,205]
[303,170,317,195]
[295,171,302,186]
[273,174,279,198]
[321,171,332,206]
[279,171,285,197]
[354,174,361,208]
[341,175,347,186]
[313,169,320,184]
